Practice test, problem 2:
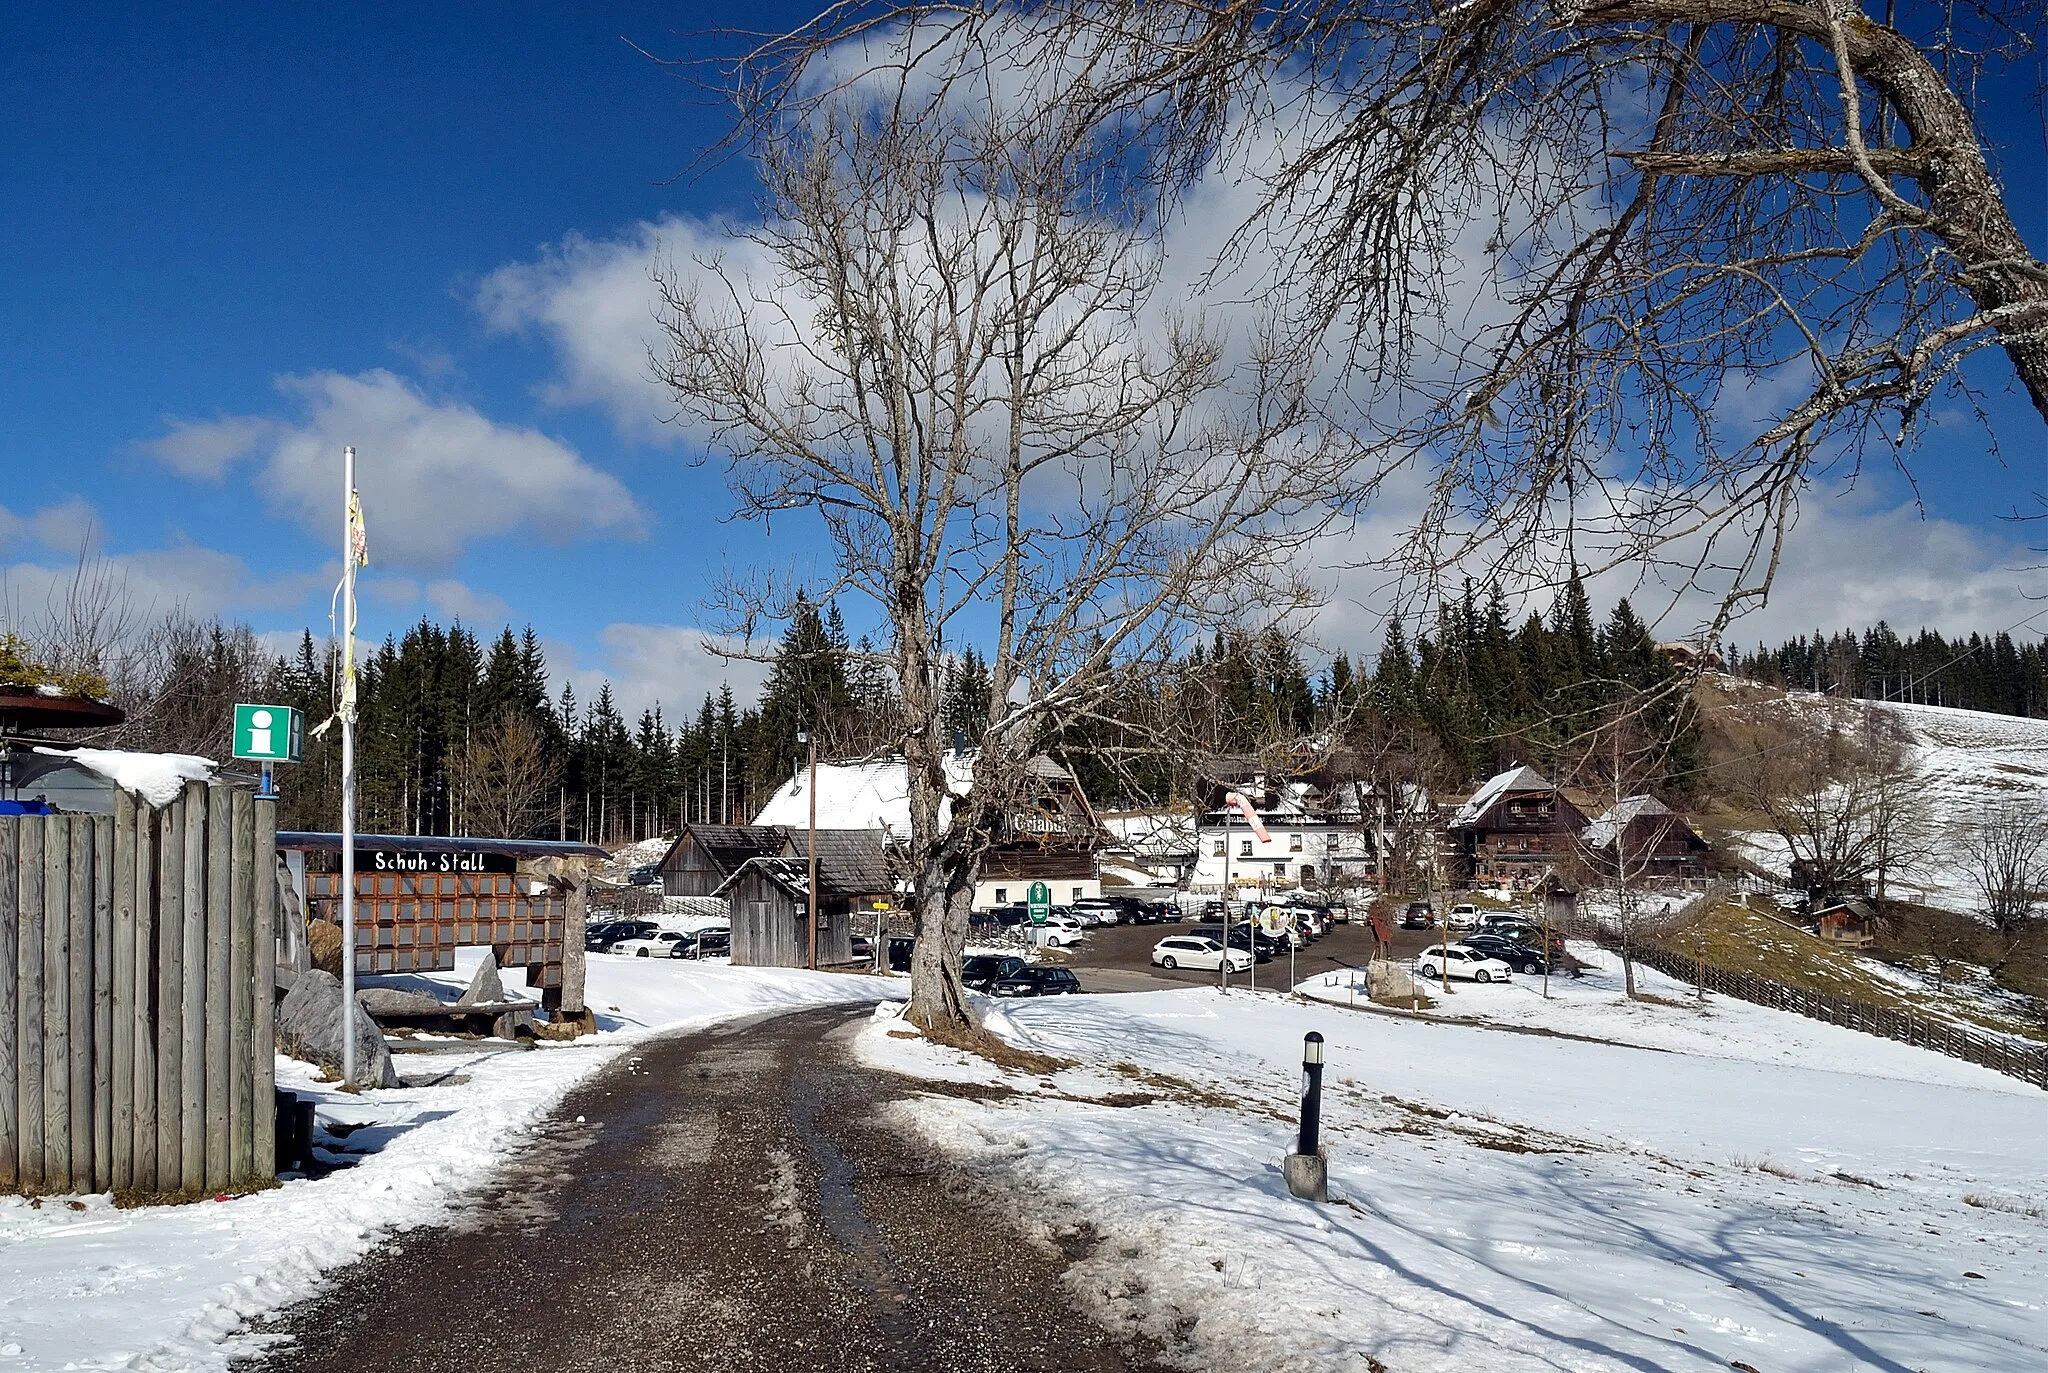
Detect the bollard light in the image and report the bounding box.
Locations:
[1298,1031,1325,1157]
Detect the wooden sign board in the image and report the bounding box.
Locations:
[355,848,516,875]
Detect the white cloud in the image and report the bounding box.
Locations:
[479,219,737,443]
[550,623,773,722]
[0,497,103,559]
[140,369,646,572]
[425,578,511,625]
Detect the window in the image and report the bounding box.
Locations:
[1212,839,1226,857]
[1073,887,1084,902]
[994,888,1008,904]
[1240,839,1253,857]
[1289,833,1303,852]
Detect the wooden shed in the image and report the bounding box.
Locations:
[1812,899,1877,949]
[716,831,895,968]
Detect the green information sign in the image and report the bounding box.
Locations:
[1026,880,1051,925]
[232,703,303,763]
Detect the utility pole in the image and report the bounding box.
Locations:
[801,730,818,970]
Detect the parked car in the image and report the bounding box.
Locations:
[588,919,658,953]
[1036,916,1088,948]
[1416,943,1515,983]
[992,965,1083,997]
[1072,902,1122,926]
[669,928,731,960]
[987,903,1031,926]
[1189,922,1285,960]
[1446,903,1481,929]
[1475,921,1566,958]
[962,954,1028,991]
[851,933,874,960]
[627,863,662,887]
[887,933,916,972]
[1131,902,1173,925]
[613,929,691,958]
[1151,935,1254,973]
[1458,933,1547,975]
[1401,901,1434,930]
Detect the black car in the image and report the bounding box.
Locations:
[1458,933,1547,974]
[887,933,916,973]
[588,918,658,953]
[669,929,732,959]
[987,904,1031,927]
[1400,902,1434,930]
[1131,901,1173,924]
[1472,922,1566,958]
[991,965,1083,997]
[1187,922,1285,960]
[963,954,1027,991]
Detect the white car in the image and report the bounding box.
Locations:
[1446,903,1481,929]
[1037,917,1088,948]
[612,929,689,958]
[1416,943,1515,983]
[1151,935,1253,973]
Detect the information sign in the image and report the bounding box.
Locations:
[232,703,303,763]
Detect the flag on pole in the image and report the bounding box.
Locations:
[347,490,369,568]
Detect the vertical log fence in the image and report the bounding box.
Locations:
[0,782,276,1197]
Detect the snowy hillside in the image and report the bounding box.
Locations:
[863,979,2048,1373]
[1718,684,2048,908]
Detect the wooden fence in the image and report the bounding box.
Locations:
[0,782,277,1197]
[1610,938,2048,1089]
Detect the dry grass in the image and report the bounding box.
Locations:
[920,1017,1078,1074]
[1680,900,2046,1043]
[1964,1192,2046,1220]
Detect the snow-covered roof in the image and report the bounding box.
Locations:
[1449,765,1554,829]
[30,746,216,809]
[751,752,1081,835]
[1100,811,1198,856]
[1580,795,1673,850]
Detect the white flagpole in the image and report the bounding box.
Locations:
[340,445,359,1087]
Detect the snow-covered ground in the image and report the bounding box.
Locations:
[1721,689,2048,910]
[859,976,2048,1372]
[0,953,896,1373]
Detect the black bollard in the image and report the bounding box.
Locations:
[1298,1031,1324,1156]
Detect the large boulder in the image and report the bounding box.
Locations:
[276,969,400,1088]
[456,947,505,1007]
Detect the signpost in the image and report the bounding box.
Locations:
[232,703,302,798]
[1026,880,1051,926]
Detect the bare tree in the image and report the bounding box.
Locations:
[1726,705,1923,908]
[723,2,2045,628]
[658,76,1356,1031]
[450,710,559,839]
[1962,801,2048,970]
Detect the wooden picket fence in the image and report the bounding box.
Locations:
[1611,938,2048,1089]
[0,783,277,1197]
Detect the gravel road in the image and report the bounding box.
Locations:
[246,1005,1172,1373]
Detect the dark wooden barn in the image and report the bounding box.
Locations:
[1578,796,1711,880]
[1446,765,1589,888]
[657,824,789,897]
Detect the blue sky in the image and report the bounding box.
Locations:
[2,4,2045,719]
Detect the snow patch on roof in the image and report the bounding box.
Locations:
[1449,764,1553,828]
[1581,795,1672,850]
[33,746,216,808]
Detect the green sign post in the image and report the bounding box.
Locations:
[1026,880,1051,925]
[232,703,302,798]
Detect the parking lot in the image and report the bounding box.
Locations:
[1057,912,1450,994]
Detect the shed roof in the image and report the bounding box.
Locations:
[661,824,791,875]
[1581,795,1675,850]
[785,828,898,893]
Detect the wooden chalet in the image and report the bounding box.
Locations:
[1446,765,1588,888]
[975,756,1104,908]
[1579,795,1710,880]
[714,829,896,967]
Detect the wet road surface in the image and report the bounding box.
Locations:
[246,1005,1172,1373]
